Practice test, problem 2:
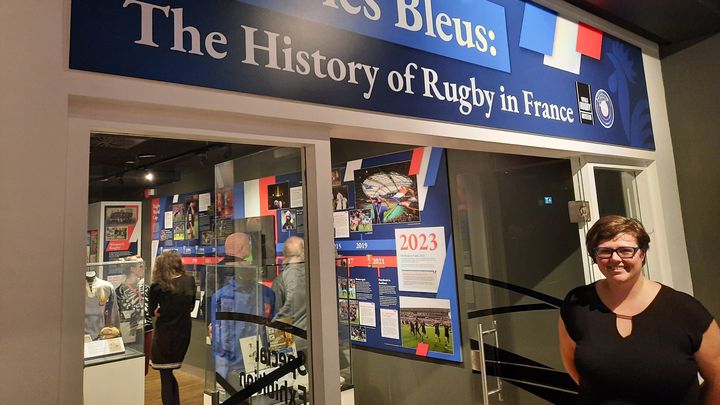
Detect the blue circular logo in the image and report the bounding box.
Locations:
[594,89,614,128]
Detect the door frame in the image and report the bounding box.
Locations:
[68,102,341,405]
[572,157,675,287]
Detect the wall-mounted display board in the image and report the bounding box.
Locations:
[71,0,654,149]
[334,148,462,363]
[88,201,143,263]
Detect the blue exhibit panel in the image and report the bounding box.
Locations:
[70,0,654,149]
[336,149,462,363]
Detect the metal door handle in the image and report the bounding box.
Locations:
[476,321,503,403]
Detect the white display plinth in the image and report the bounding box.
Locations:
[84,355,144,405]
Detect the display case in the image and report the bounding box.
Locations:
[203,150,312,404]
[84,259,147,365]
[83,260,147,405]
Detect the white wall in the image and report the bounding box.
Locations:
[0,0,693,403]
[1,1,82,404]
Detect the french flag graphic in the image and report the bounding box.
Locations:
[519,2,603,74]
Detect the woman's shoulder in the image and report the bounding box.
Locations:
[657,283,712,316]
[563,282,597,304]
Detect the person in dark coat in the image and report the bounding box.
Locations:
[148,250,196,405]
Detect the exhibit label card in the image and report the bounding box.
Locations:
[83,337,126,359]
[394,227,446,293]
[380,308,400,339]
[333,211,350,238]
[164,211,173,229]
[359,301,377,327]
[290,186,303,208]
[199,193,211,212]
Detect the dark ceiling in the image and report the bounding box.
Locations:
[562,0,720,57]
[89,134,269,203]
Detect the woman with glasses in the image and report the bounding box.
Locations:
[559,215,720,404]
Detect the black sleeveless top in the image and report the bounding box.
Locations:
[561,283,713,404]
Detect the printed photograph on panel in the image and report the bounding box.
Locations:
[349,209,373,232]
[331,168,343,187]
[281,209,296,231]
[339,300,349,323]
[333,185,349,211]
[338,276,349,299]
[354,162,419,224]
[201,230,214,245]
[185,196,199,240]
[105,207,138,226]
[399,297,453,354]
[268,182,290,210]
[348,300,359,324]
[216,187,234,219]
[105,226,128,241]
[348,278,357,299]
[351,325,367,342]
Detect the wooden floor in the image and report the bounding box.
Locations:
[145,368,206,405]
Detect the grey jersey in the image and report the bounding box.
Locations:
[272,262,307,332]
[84,278,120,339]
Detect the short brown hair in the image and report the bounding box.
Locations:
[586,215,650,254]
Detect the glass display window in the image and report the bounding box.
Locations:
[203,147,312,404]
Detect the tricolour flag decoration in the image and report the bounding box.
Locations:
[520,2,604,74]
[576,22,603,60]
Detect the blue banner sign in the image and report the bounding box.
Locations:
[236,0,511,73]
[70,0,654,149]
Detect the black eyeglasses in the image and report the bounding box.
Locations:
[593,246,641,259]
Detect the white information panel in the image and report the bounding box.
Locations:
[394,226,446,293]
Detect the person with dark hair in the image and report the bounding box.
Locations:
[559,215,720,404]
[443,322,450,348]
[148,250,196,405]
[115,256,152,374]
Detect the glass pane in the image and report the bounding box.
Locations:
[205,147,311,404]
[451,151,584,404]
[336,258,353,389]
[594,168,641,219]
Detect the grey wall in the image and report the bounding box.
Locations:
[662,33,720,318]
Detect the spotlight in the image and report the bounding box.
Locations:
[144,171,154,182]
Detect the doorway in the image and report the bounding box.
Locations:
[85,133,312,405]
[450,150,584,404]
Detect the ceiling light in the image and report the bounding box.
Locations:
[137,154,157,159]
[144,171,154,182]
